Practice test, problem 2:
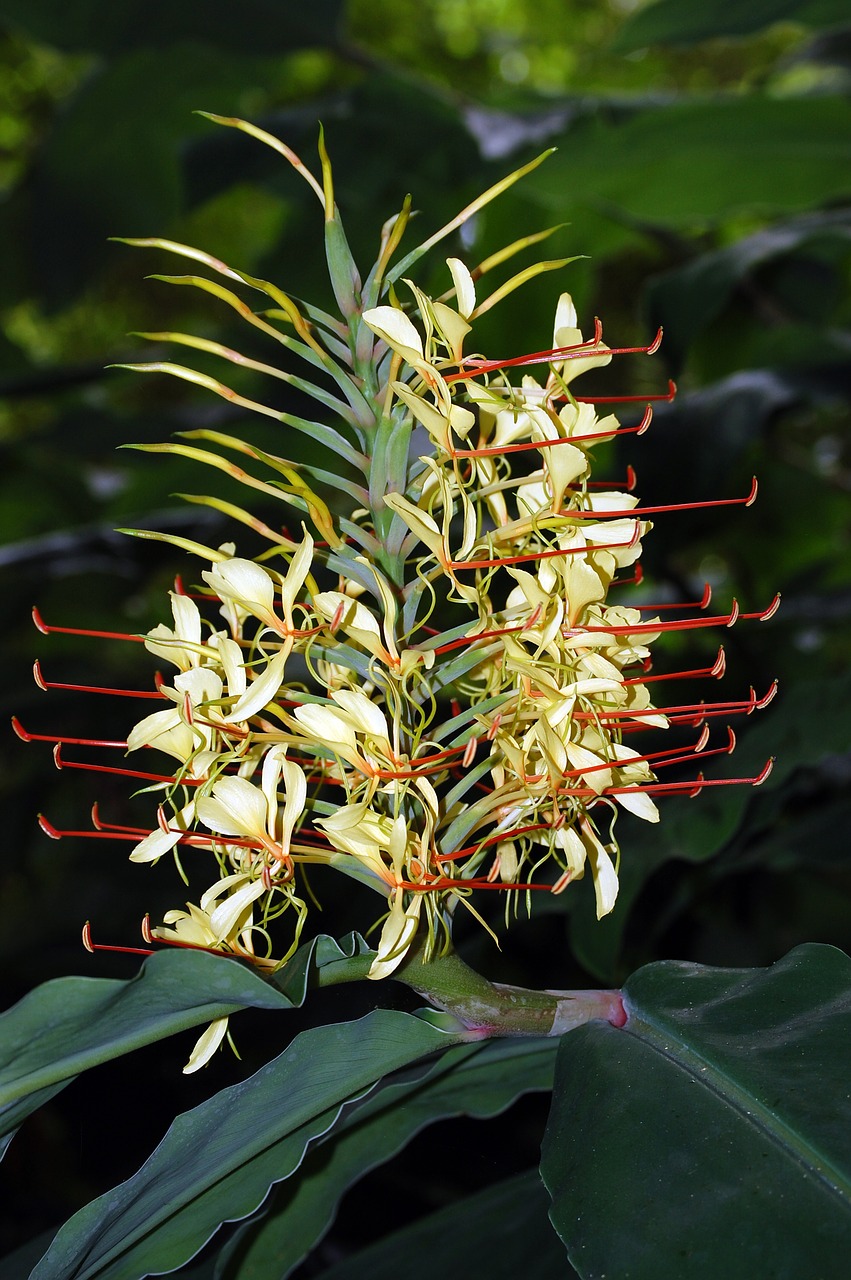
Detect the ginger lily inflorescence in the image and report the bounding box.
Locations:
[20,118,778,1066]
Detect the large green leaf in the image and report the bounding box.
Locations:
[542,943,851,1279]
[215,1037,558,1278]
[0,933,373,1148]
[315,1170,569,1280]
[611,0,851,51]
[527,97,851,232]
[30,1009,463,1280]
[646,209,851,368]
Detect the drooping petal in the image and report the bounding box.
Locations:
[183,1017,229,1074]
[368,890,423,980]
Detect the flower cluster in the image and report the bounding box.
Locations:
[20,119,777,1066]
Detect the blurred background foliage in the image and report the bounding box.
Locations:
[1,0,850,1268]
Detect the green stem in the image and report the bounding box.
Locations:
[392,942,626,1038]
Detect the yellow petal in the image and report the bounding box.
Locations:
[183,1017,229,1074]
[368,891,422,980]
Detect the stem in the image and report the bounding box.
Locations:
[392,941,626,1038]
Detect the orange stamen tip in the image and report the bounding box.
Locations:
[11,716,31,742]
[646,326,663,355]
[757,679,779,710]
[754,757,775,786]
[636,405,653,435]
[760,593,781,622]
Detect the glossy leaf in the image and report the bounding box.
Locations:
[30,1010,462,1280]
[0,934,374,1149]
[542,943,851,1279]
[215,1037,557,1278]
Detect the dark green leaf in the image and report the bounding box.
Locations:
[0,935,375,1150]
[527,98,851,232]
[646,209,851,368]
[216,1037,557,1278]
[316,1170,569,1280]
[542,943,851,1279]
[31,1010,462,1280]
[0,950,287,1147]
[612,0,851,52]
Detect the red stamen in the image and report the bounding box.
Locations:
[33,660,163,699]
[566,478,758,520]
[13,719,126,748]
[82,921,154,957]
[554,756,773,801]
[32,607,145,642]
[449,525,640,572]
[623,647,726,686]
[446,324,663,383]
[571,380,677,405]
[564,595,780,637]
[449,405,653,459]
[92,804,149,834]
[629,583,713,613]
[587,465,637,492]
[583,682,777,729]
[53,742,203,785]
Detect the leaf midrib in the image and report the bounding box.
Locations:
[624,1009,851,1208]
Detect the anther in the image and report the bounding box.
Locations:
[330,601,346,632]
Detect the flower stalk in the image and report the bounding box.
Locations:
[20,118,777,1067]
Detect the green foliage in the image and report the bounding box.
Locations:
[2,0,850,1274]
[542,944,851,1278]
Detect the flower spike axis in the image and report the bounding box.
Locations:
[18,117,778,1060]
